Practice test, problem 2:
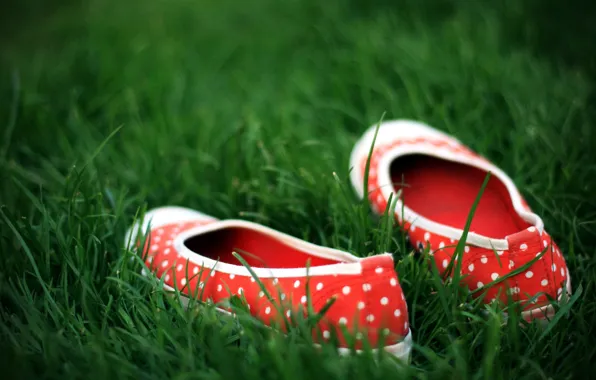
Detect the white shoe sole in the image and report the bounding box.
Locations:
[164,284,413,363]
[519,275,573,321]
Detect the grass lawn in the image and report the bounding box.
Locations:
[2,0,596,378]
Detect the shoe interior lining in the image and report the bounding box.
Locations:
[390,154,531,238]
[184,227,341,268]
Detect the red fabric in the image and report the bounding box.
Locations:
[139,221,409,349]
[184,227,339,268]
[405,224,569,310]
[390,154,530,238]
[360,137,570,313]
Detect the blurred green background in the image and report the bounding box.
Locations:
[1,0,596,378]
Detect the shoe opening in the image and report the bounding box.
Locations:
[184,227,341,268]
[390,154,532,238]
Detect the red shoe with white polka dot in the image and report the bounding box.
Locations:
[124,206,412,361]
[349,120,572,320]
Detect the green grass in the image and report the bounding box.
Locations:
[2,0,596,378]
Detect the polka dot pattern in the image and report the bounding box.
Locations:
[310,254,410,349]
[141,220,410,350]
[359,136,571,313]
[403,217,570,309]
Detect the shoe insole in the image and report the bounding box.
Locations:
[184,227,340,268]
[390,155,530,238]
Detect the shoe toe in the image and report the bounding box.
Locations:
[124,206,217,249]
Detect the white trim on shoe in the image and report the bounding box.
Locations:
[331,329,412,362]
[349,120,545,251]
[173,219,368,278]
[128,206,375,278]
[349,119,460,200]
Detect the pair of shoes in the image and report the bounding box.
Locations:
[124,119,572,362]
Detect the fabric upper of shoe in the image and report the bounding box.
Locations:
[350,119,572,311]
[127,209,410,348]
[406,223,570,309]
[309,254,410,348]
